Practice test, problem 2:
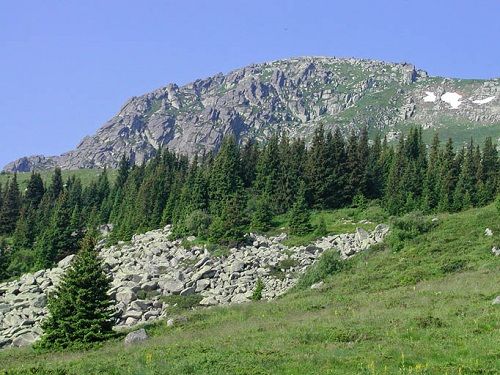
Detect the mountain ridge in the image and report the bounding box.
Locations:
[4,56,500,172]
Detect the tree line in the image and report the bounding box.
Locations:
[0,127,498,281]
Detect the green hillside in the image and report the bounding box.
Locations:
[0,169,116,190]
[1,204,498,374]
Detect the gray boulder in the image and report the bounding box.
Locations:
[124,328,148,345]
[12,332,38,347]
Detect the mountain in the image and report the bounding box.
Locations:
[4,56,499,172]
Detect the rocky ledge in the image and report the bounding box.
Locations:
[0,224,389,349]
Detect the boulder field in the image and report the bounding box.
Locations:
[0,224,389,349]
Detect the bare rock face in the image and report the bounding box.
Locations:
[4,56,499,172]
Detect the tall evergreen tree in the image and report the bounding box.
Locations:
[50,167,64,200]
[25,172,45,209]
[0,175,21,235]
[35,192,77,268]
[37,231,114,349]
[289,182,312,235]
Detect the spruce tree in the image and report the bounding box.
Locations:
[0,239,9,281]
[50,167,64,199]
[289,182,312,235]
[35,192,77,268]
[251,193,273,232]
[209,192,246,246]
[25,172,45,208]
[37,231,115,349]
[0,175,21,235]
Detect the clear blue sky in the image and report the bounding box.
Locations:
[1,0,499,168]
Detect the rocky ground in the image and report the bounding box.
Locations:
[0,224,389,349]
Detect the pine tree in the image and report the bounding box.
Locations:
[50,167,64,200]
[35,192,77,268]
[25,172,45,208]
[37,231,115,349]
[209,136,242,216]
[0,238,10,281]
[289,182,312,235]
[0,175,21,235]
[115,154,130,190]
[251,193,273,232]
[209,192,246,246]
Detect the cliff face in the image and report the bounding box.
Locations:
[4,57,499,172]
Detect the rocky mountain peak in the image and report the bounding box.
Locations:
[4,56,499,172]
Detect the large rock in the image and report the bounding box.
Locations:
[159,279,185,295]
[12,333,38,347]
[124,328,148,345]
[116,289,137,305]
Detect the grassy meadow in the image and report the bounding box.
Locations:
[0,204,499,374]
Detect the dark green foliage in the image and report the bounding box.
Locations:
[209,193,247,246]
[252,278,264,301]
[0,239,9,280]
[297,250,344,289]
[50,168,64,200]
[35,193,79,268]
[37,232,114,350]
[1,127,498,282]
[289,182,313,235]
[251,193,273,232]
[314,216,327,237]
[0,175,21,235]
[386,212,438,251]
[25,172,45,208]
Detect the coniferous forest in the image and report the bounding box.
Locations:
[0,127,498,282]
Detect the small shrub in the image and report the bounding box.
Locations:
[386,211,438,251]
[136,290,161,300]
[314,216,327,236]
[416,315,446,328]
[161,294,203,312]
[268,257,299,279]
[184,210,211,238]
[252,278,264,301]
[440,259,467,274]
[206,243,230,258]
[352,193,368,210]
[297,250,344,289]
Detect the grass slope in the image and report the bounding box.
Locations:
[0,169,116,190]
[0,205,499,374]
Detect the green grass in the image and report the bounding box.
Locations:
[1,204,499,374]
[0,169,116,190]
[272,204,386,247]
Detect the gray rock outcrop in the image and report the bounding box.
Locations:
[5,56,499,172]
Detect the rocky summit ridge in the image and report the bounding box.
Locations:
[5,56,500,172]
[0,223,389,349]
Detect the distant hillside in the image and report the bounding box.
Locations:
[0,169,115,190]
[4,56,499,172]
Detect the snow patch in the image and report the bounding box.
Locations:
[441,92,462,109]
[472,96,495,105]
[423,91,436,102]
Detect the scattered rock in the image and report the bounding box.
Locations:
[310,281,324,290]
[492,296,500,305]
[492,247,500,256]
[124,328,148,345]
[485,228,493,236]
[0,224,390,349]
